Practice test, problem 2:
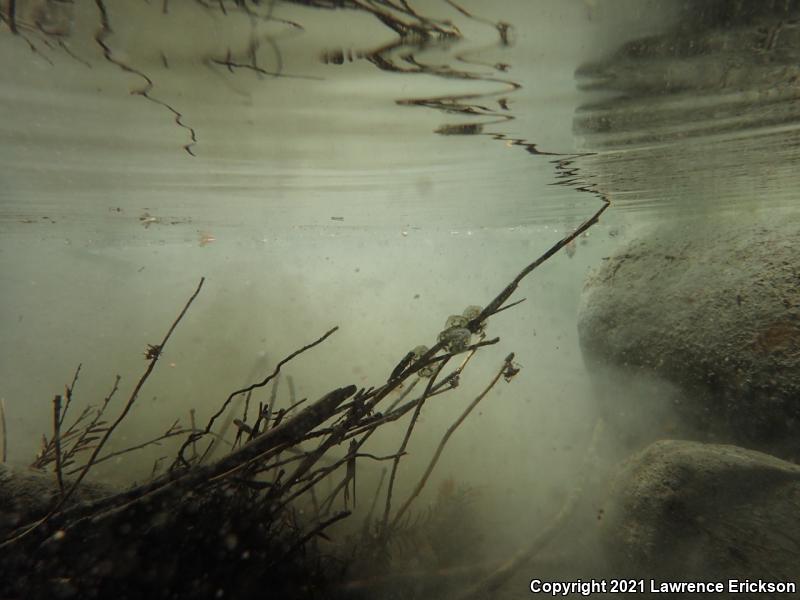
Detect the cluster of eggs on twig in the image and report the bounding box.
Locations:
[410,305,484,378]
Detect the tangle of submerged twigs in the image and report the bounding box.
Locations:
[0,277,205,549]
[0,187,609,600]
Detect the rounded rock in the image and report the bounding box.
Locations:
[577,214,800,457]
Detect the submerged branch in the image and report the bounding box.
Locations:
[380,357,449,537]
[0,399,6,464]
[52,395,64,496]
[476,199,610,328]
[175,326,339,468]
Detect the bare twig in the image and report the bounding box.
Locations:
[268,372,281,424]
[176,326,339,468]
[150,456,167,480]
[52,395,65,496]
[65,419,189,475]
[232,393,252,450]
[391,353,516,527]
[362,467,386,536]
[31,372,120,472]
[204,352,269,461]
[189,409,198,460]
[60,363,82,427]
[474,200,609,328]
[317,447,403,515]
[0,398,7,463]
[491,297,526,316]
[6,0,18,33]
[380,358,449,537]
[277,510,351,564]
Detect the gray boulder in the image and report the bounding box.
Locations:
[0,463,116,535]
[577,214,800,457]
[600,440,800,596]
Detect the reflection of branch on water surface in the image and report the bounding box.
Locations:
[0,0,505,154]
[315,1,606,202]
[319,0,519,131]
[2,0,599,199]
[93,0,200,156]
[2,0,606,205]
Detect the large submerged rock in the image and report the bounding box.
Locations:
[0,463,116,535]
[577,213,800,457]
[600,440,800,595]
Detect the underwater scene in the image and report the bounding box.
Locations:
[1,1,798,598]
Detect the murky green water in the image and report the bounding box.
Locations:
[1,1,799,598]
